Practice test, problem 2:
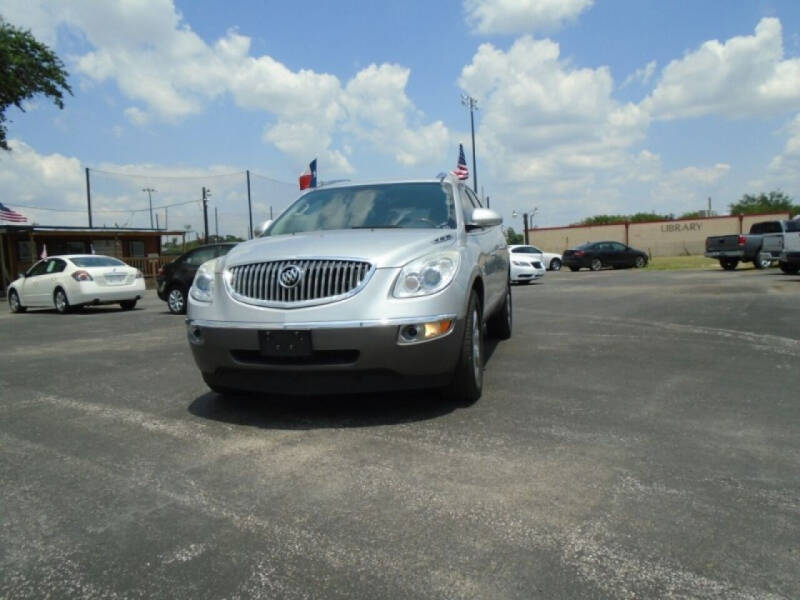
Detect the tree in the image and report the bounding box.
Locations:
[729,191,796,216]
[573,213,673,226]
[0,18,71,151]
[504,227,523,244]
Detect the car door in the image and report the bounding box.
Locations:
[39,258,68,304]
[607,242,629,267]
[462,186,505,311]
[18,260,50,306]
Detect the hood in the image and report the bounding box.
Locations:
[224,229,457,269]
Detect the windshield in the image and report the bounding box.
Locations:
[268,182,456,235]
[70,256,126,267]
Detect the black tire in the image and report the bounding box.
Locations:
[550,258,562,271]
[590,258,603,271]
[779,261,800,275]
[120,299,137,311]
[569,266,580,272]
[487,283,512,340]
[54,288,71,314]
[634,255,647,268]
[753,252,771,270]
[8,289,26,313]
[720,258,738,271]
[443,291,483,405]
[202,373,245,397]
[166,285,187,314]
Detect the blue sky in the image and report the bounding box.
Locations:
[2,0,800,237]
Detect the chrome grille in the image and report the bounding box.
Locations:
[227,259,373,307]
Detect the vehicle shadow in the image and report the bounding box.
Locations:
[188,337,501,430]
[188,388,461,430]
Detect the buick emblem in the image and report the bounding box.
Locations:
[278,265,303,288]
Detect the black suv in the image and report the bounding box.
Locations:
[157,243,237,314]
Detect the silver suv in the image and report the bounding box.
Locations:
[186,176,511,403]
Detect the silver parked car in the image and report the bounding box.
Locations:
[185,176,511,403]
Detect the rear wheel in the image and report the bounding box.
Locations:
[779,261,800,275]
[590,258,602,271]
[487,283,512,340]
[753,252,772,269]
[549,258,561,271]
[443,291,483,405]
[54,288,70,314]
[720,258,738,271]
[120,299,137,311]
[167,286,186,314]
[8,290,26,313]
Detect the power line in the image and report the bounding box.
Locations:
[10,199,200,214]
[87,167,248,180]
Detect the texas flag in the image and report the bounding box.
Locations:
[298,159,318,190]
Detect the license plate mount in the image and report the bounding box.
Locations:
[259,330,313,358]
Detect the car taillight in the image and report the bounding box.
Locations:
[575,250,585,257]
[157,266,165,277]
[738,235,747,245]
[71,270,93,282]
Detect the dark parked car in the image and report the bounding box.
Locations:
[157,243,237,313]
[562,241,648,271]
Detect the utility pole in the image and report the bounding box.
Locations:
[214,206,219,241]
[461,93,479,194]
[142,187,156,229]
[85,167,93,228]
[165,207,168,229]
[155,213,160,230]
[523,213,529,245]
[202,187,210,244]
[246,170,253,239]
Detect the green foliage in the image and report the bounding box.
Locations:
[678,211,706,219]
[574,213,674,226]
[0,18,72,150]
[162,234,245,255]
[729,190,797,216]
[504,226,523,244]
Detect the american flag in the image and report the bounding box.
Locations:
[452,144,469,180]
[0,202,27,223]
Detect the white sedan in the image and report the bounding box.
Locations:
[7,255,146,314]
[510,254,546,284]
[508,244,563,271]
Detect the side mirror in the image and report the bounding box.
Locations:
[254,219,273,237]
[470,208,502,228]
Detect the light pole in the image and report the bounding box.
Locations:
[461,93,478,195]
[142,187,156,229]
[513,208,538,245]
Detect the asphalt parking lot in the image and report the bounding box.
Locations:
[1,268,799,599]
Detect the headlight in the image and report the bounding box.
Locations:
[190,259,216,303]
[393,250,460,298]
[512,260,528,267]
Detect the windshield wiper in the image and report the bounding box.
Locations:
[350,225,402,229]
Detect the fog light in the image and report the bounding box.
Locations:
[397,319,454,345]
[188,325,204,344]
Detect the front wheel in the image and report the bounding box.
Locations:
[634,255,647,268]
[590,258,603,271]
[443,291,483,405]
[487,284,512,340]
[120,299,137,311]
[753,252,772,269]
[54,288,71,314]
[549,258,561,271]
[167,286,186,314]
[8,289,26,313]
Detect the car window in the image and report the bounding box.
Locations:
[749,221,781,234]
[185,247,217,266]
[46,259,66,273]
[70,256,126,267]
[609,242,627,251]
[576,243,593,250]
[529,246,542,253]
[270,182,457,234]
[784,220,800,233]
[27,261,49,277]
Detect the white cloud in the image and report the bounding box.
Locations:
[643,18,800,120]
[767,113,800,184]
[464,0,594,35]
[620,61,657,89]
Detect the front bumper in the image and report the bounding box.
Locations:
[187,315,464,395]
